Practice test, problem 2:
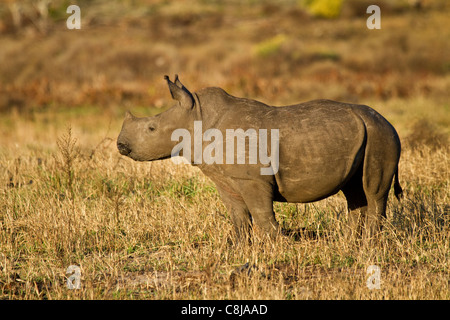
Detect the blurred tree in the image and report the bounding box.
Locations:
[3,0,51,33]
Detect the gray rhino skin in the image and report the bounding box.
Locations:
[117,75,402,240]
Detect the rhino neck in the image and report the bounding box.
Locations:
[193,87,233,131]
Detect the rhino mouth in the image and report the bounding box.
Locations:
[117,142,131,156]
[117,141,173,162]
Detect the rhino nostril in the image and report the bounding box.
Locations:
[117,142,131,156]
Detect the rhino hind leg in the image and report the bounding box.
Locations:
[341,167,368,241]
[364,196,388,241]
[342,161,394,241]
[361,148,400,241]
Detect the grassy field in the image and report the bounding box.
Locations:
[0,0,449,299]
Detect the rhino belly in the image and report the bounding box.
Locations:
[274,109,365,203]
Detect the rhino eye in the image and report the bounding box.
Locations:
[148,125,156,132]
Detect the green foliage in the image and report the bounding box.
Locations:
[300,0,344,18]
[253,34,288,58]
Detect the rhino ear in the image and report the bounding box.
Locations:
[164,75,194,109]
[174,74,183,89]
[124,110,136,121]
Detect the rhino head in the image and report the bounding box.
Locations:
[117,75,196,162]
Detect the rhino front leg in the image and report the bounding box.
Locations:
[215,185,252,242]
[236,180,281,239]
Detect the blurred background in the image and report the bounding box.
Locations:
[0,0,448,140]
[0,0,448,300]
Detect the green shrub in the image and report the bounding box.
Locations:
[253,34,288,58]
[300,0,344,18]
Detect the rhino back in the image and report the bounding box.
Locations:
[269,100,366,202]
[196,92,368,202]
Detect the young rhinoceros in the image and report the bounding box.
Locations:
[117,75,402,241]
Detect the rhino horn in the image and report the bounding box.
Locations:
[164,75,194,109]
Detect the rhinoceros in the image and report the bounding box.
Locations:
[117,75,402,241]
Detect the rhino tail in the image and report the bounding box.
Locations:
[394,167,403,200]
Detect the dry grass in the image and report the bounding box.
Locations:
[0,0,449,300]
[0,103,448,300]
